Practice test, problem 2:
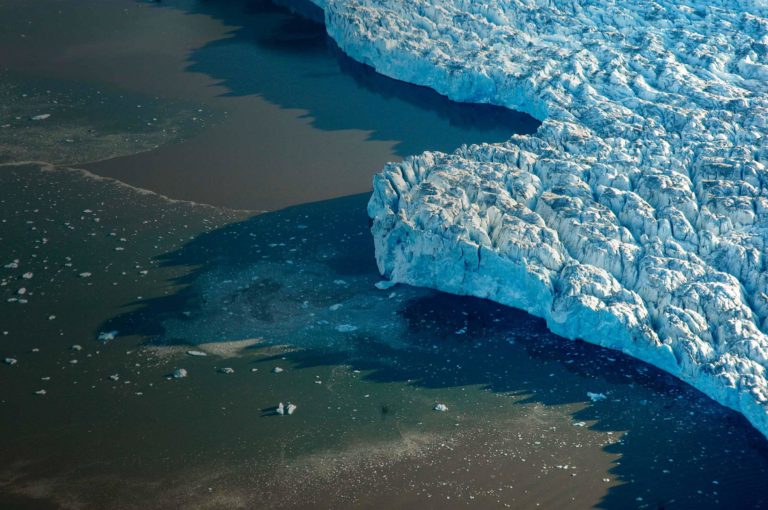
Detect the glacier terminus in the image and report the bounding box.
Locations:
[301,0,768,439]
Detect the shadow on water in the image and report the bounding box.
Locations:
[159,0,540,157]
[102,192,768,509]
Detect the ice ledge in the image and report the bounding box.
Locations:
[304,0,768,438]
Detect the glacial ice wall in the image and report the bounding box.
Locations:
[308,0,768,437]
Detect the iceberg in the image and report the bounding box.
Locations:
[305,0,768,438]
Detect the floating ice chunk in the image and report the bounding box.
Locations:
[4,357,17,366]
[71,344,83,351]
[30,114,51,121]
[97,331,118,342]
[34,389,47,395]
[276,402,285,415]
[587,392,607,402]
[109,374,120,381]
[3,260,19,269]
[272,366,284,374]
[173,368,188,379]
[186,350,207,357]
[79,272,92,278]
[329,303,343,311]
[219,367,235,374]
[16,288,26,295]
[286,403,297,415]
[336,324,358,333]
[21,272,33,279]
[375,280,396,290]
[433,403,449,412]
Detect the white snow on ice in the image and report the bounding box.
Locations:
[304,0,768,438]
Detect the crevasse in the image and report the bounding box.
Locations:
[307,0,768,438]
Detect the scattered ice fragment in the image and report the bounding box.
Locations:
[30,114,51,121]
[34,389,47,395]
[48,315,56,321]
[3,260,19,269]
[276,402,285,415]
[173,368,188,379]
[109,374,120,382]
[336,324,358,333]
[4,357,18,366]
[573,422,587,427]
[17,288,26,295]
[375,280,396,290]
[272,367,284,374]
[329,303,342,311]
[186,350,207,357]
[97,330,118,342]
[587,392,607,402]
[71,344,83,351]
[79,272,92,278]
[434,403,449,412]
[21,272,33,279]
[219,367,235,374]
[286,403,297,415]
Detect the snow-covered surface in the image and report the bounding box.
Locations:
[305,0,768,438]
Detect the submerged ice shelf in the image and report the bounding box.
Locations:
[304,0,768,438]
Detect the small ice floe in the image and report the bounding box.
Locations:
[17,288,26,295]
[272,366,284,374]
[21,272,33,280]
[329,303,342,311]
[336,324,358,333]
[108,374,120,382]
[30,114,51,121]
[48,315,56,321]
[375,280,396,290]
[173,368,188,379]
[573,421,587,427]
[587,392,607,402]
[219,367,235,374]
[186,350,207,357]
[4,357,18,366]
[71,344,83,351]
[97,330,118,342]
[34,389,47,395]
[4,260,19,269]
[276,402,297,415]
[78,272,92,278]
[433,403,449,412]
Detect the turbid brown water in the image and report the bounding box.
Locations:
[1,1,767,509]
[0,0,536,210]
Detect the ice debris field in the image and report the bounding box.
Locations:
[302,0,768,438]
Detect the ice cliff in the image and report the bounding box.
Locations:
[306,0,768,438]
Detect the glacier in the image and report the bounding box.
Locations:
[303,0,768,438]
